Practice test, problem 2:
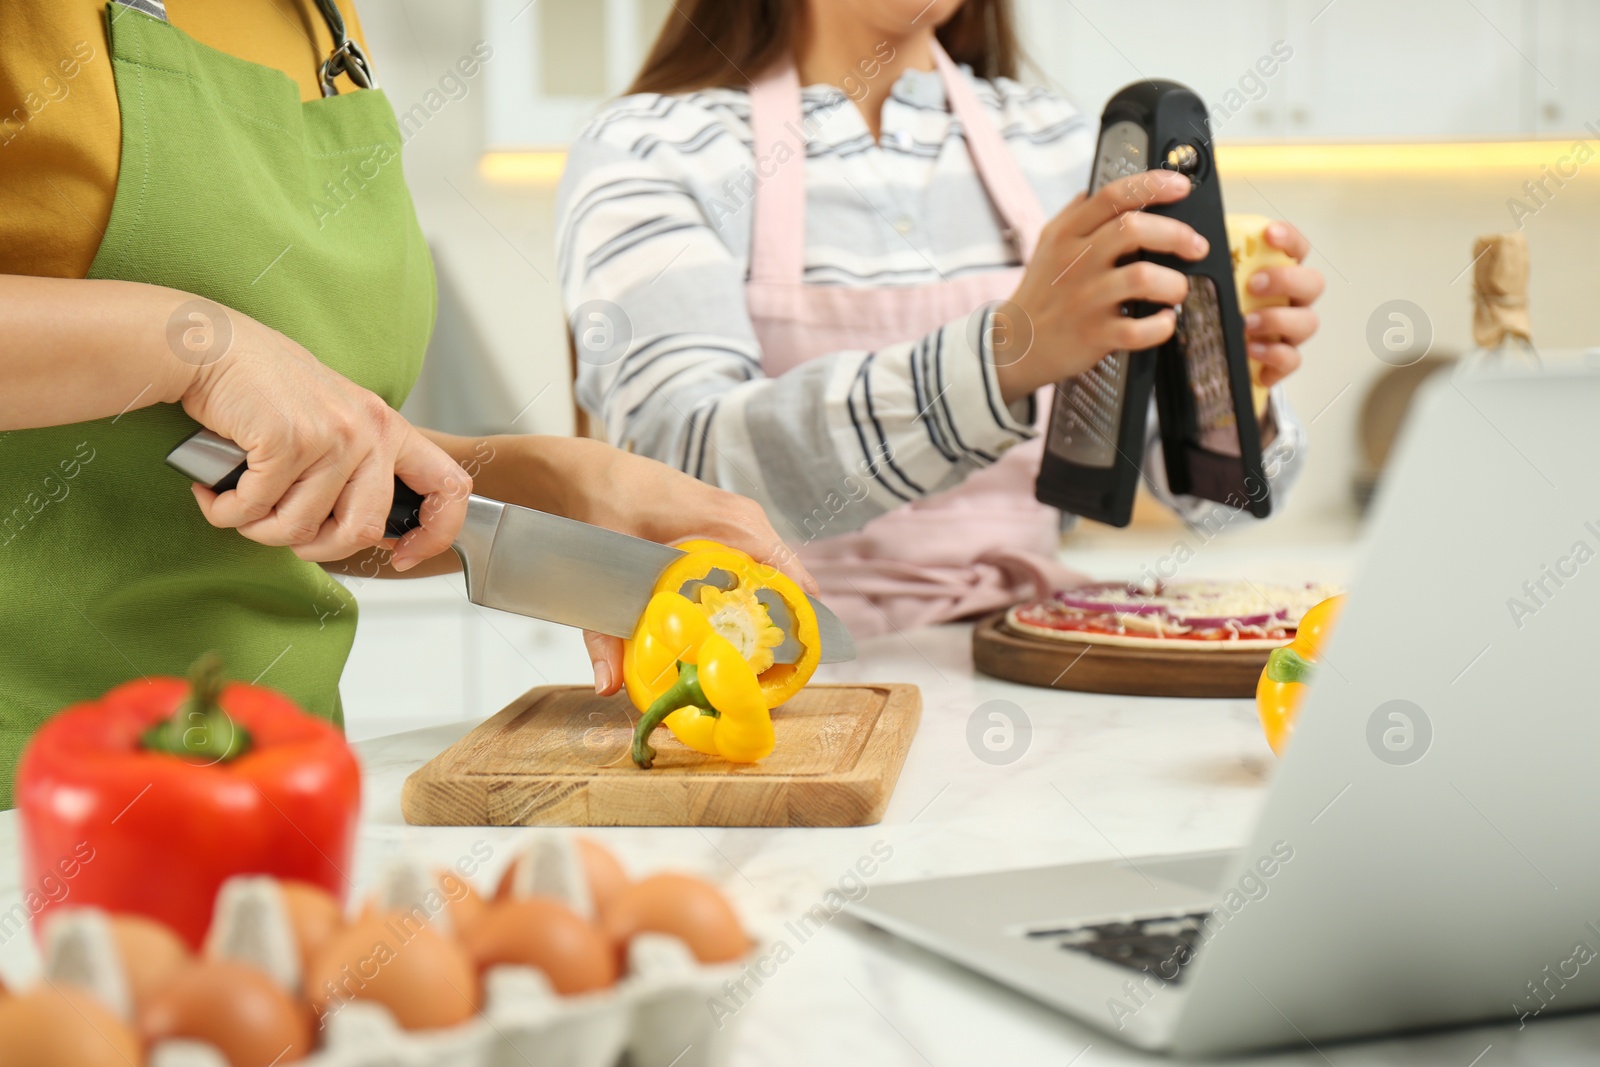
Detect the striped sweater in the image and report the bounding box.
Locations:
[554,63,1305,541]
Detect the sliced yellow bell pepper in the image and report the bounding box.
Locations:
[1256,594,1346,756]
[626,592,775,768]
[625,542,820,768]
[650,540,820,707]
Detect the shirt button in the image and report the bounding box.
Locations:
[894,217,914,235]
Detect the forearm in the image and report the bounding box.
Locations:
[336,428,814,588]
[605,312,1037,543]
[338,432,625,580]
[0,275,200,430]
[420,430,620,522]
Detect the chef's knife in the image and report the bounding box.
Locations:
[167,430,855,664]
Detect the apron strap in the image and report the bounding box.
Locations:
[112,0,168,20]
[314,0,378,96]
[929,41,1047,263]
[746,57,807,286]
[746,40,1049,285]
[110,0,375,96]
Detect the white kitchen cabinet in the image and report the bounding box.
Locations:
[484,0,670,148]
[1282,0,1532,138]
[480,0,1598,148]
[1020,1,1293,136]
[1531,0,1600,134]
[1017,0,1582,141]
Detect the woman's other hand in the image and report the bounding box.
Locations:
[993,175,1324,400]
[1242,221,1322,387]
[551,440,817,696]
[180,310,470,571]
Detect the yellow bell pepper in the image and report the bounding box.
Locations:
[625,542,820,768]
[1256,594,1346,756]
[649,540,820,707]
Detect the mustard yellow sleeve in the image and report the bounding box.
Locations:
[0,0,379,281]
[0,4,122,279]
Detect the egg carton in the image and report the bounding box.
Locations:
[42,834,755,1067]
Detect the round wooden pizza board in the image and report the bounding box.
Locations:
[972,612,1271,698]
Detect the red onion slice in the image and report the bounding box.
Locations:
[1049,580,1325,632]
[1172,612,1277,629]
[1054,593,1166,615]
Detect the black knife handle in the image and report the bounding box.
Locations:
[386,480,426,538]
[167,429,427,539]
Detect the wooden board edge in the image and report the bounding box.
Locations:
[400,773,486,827]
[809,684,923,826]
[402,683,925,828]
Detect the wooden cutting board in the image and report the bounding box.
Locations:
[972,613,1269,698]
[402,684,921,828]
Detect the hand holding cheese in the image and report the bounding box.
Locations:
[1227,214,1297,416]
[995,174,1323,406]
[1226,215,1322,391]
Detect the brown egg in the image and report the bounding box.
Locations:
[602,873,750,964]
[140,960,310,1067]
[110,914,190,1008]
[436,869,488,939]
[0,983,144,1066]
[305,911,479,1031]
[575,838,630,919]
[359,870,484,940]
[494,838,630,920]
[493,860,519,901]
[464,897,617,995]
[278,880,344,970]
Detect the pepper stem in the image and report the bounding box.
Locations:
[1265,646,1316,686]
[141,653,253,763]
[631,661,715,769]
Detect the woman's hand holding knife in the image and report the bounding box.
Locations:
[0,275,470,571]
[180,309,471,572]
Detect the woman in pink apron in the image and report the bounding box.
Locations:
[557,0,1323,638]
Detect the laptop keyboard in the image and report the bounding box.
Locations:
[1026,911,1211,985]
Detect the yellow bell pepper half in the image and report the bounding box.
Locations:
[1255,594,1346,757]
[624,542,820,768]
[649,540,820,708]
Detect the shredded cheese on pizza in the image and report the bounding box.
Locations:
[1006,579,1342,651]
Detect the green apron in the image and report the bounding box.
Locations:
[0,0,435,807]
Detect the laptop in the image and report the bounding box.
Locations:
[851,364,1600,1056]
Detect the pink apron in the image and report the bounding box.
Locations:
[745,42,1081,637]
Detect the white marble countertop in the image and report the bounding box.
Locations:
[4,535,1598,1064]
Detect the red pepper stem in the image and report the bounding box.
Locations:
[631,661,716,770]
[140,653,253,763]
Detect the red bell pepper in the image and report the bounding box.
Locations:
[16,655,360,949]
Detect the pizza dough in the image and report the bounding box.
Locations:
[1006,579,1342,652]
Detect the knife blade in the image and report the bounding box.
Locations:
[166,430,856,664]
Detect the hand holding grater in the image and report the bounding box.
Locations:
[1034,80,1272,527]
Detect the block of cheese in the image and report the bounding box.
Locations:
[1226,214,1295,417]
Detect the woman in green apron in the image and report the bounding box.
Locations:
[0,0,808,807]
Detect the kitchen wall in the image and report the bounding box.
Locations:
[358,0,1600,542]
